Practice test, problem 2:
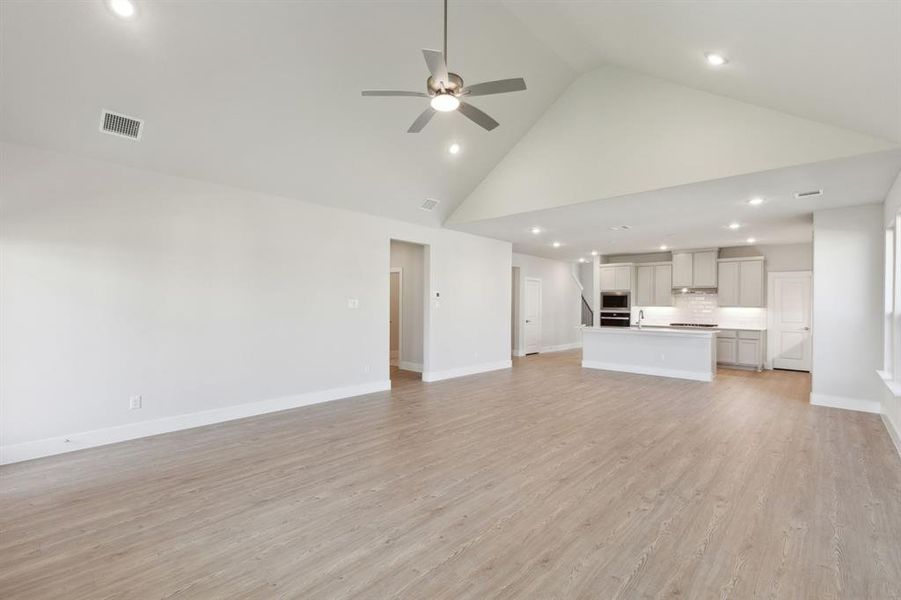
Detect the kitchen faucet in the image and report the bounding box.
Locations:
[637,309,644,329]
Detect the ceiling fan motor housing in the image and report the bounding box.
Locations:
[427,72,464,95]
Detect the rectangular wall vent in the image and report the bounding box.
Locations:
[420,198,440,211]
[794,189,823,199]
[100,110,143,140]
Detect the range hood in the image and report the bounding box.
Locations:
[675,287,717,295]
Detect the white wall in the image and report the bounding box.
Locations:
[0,142,512,463]
[511,253,582,354]
[450,66,895,223]
[390,240,424,371]
[811,204,884,411]
[719,243,812,272]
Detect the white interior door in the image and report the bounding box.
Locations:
[524,278,542,354]
[769,272,812,371]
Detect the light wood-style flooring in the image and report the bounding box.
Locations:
[2,350,900,599]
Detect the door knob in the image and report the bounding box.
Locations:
[803,326,810,330]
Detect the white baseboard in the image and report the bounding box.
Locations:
[809,392,881,414]
[582,360,712,382]
[540,342,582,353]
[422,360,512,383]
[512,348,525,358]
[397,361,423,373]
[882,413,901,460]
[0,380,392,465]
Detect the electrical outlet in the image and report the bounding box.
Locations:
[129,395,142,410]
[347,298,359,309]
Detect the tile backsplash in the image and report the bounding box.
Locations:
[632,294,766,329]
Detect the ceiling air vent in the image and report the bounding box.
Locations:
[420,198,440,211]
[794,189,823,199]
[100,110,143,140]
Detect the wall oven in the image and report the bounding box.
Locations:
[601,292,630,311]
[599,311,631,327]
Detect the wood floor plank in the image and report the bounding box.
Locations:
[2,351,900,599]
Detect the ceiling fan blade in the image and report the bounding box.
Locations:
[457,101,499,131]
[463,78,527,97]
[422,48,449,85]
[407,107,436,133]
[362,90,428,97]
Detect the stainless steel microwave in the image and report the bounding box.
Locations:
[601,292,630,311]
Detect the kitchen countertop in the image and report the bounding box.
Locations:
[583,326,718,337]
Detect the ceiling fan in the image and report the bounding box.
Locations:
[361,0,527,133]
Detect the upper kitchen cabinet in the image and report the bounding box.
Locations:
[635,263,673,306]
[599,264,632,291]
[717,257,764,307]
[672,250,718,289]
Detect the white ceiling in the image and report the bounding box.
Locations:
[451,149,901,260]
[3,0,900,250]
[0,0,575,226]
[505,0,901,143]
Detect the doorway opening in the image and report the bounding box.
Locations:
[390,240,427,382]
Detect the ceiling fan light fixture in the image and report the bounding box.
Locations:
[430,93,460,112]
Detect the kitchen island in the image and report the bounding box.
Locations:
[582,326,717,382]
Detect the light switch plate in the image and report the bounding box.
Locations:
[347,298,359,309]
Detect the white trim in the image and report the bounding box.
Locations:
[881,413,901,459]
[397,361,423,373]
[581,360,713,382]
[390,267,403,367]
[422,360,512,383]
[0,380,392,465]
[809,392,881,414]
[540,342,582,353]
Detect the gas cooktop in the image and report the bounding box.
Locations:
[669,323,718,328]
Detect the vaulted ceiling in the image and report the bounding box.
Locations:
[0,0,575,226]
[2,0,899,247]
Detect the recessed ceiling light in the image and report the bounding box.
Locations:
[448,143,460,155]
[578,258,587,263]
[108,0,136,18]
[728,222,741,230]
[705,53,728,67]
[531,226,542,235]
[747,237,756,244]
[660,245,668,250]
[590,250,598,256]
[431,94,460,112]
[748,197,764,206]
[552,241,561,248]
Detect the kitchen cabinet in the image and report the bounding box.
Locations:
[672,252,693,288]
[716,336,737,364]
[693,251,718,287]
[716,329,764,370]
[717,258,764,307]
[600,264,632,291]
[672,250,717,289]
[739,260,764,306]
[635,263,673,306]
[653,264,672,306]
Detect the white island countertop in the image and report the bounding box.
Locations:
[583,325,719,337]
[582,326,717,382]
